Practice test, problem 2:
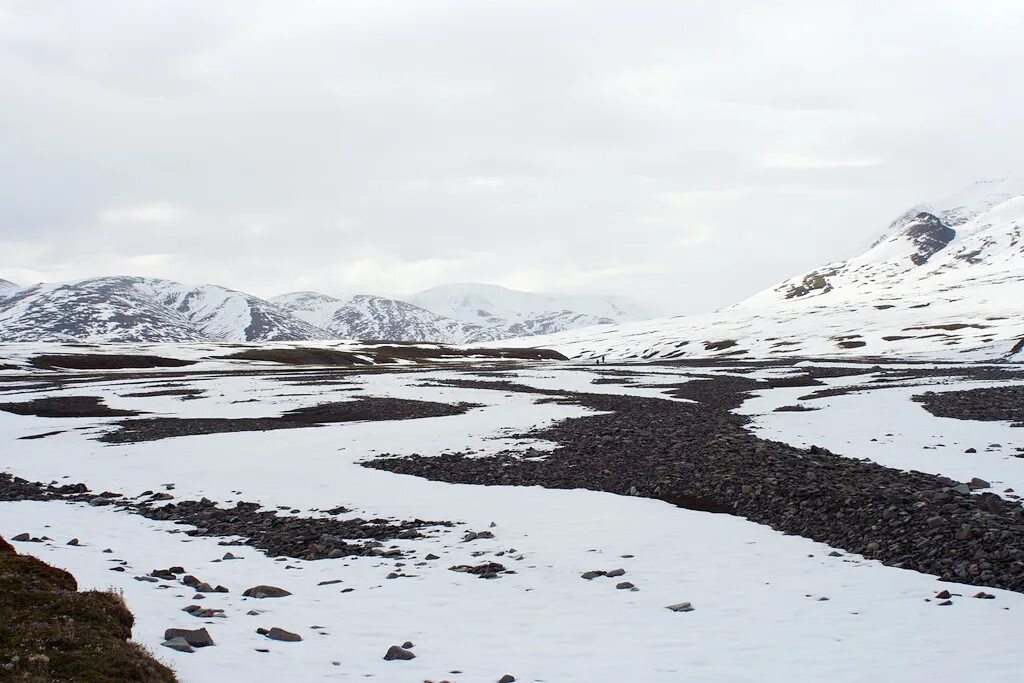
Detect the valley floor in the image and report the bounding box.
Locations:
[1,347,1023,682]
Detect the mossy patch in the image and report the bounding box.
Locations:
[0,536,176,682]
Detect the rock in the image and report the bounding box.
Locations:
[973,592,996,599]
[66,538,80,546]
[425,553,441,561]
[969,477,991,490]
[11,533,30,542]
[222,552,238,560]
[402,641,414,649]
[242,585,292,599]
[383,645,416,661]
[266,627,302,642]
[318,579,343,586]
[935,590,951,599]
[956,526,974,541]
[163,627,214,648]
[926,516,945,528]
[499,676,516,683]
[938,599,953,606]
[951,484,971,495]
[606,568,626,578]
[666,602,694,612]
[581,571,607,580]
[616,582,635,590]
[965,448,977,453]
[161,636,194,653]
[828,551,842,557]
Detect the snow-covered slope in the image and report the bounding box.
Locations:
[136,280,329,342]
[499,179,1024,361]
[0,277,331,343]
[272,292,497,343]
[0,277,208,343]
[0,279,18,297]
[410,283,647,336]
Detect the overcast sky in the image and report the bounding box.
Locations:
[1,0,1022,314]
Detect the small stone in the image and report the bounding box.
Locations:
[67,538,80,546]
[969,477,991,490]
[828,551,843,557]
[951,484,971,495]
[616,582,635,590]
[242,585,292,599]
[965,448,977,453]
[938,599,953,606]
[383,645,416,661]
[666,602,694,612]
[973,592,996,599]
[161,637,194,653]
[581,571,607,580]
[318,579,343,586]
[425,553,440,561]
[606,568,626,578]
[935,590,951,599]
[222,552,238,560]
[955,526,974,541]
[11,533,30,542]
[266,627,302,642]
[163,627,214,648]
[499,676,516,683]
[402,641,414,649]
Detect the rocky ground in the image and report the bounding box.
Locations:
[370,369,1024,593]
[914,386,1024,427]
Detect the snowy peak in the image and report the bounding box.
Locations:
[271,291,348,329]
[327,295,494,343]
[0,279,19,297]
[503,178,1024,361]
[410,283,647,331]
[0,277,331,343]
[0,277,207,343]
[136,280,330,342]
[742,179,1024,307]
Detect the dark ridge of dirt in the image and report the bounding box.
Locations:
[1011,337,1024,355]
[217,345,567,366]
[0,396,141,418]
[0,534,177,682]
[98,397,480,443]
[0,474,451,561]
[216,348,375,366]
[913,386,1024,427]
[368,375,1024,594]
[30,354,197,370]
[121,388,205,398]
[18,430,65,440]
[773,404,819,412]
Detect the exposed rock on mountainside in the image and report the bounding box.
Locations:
[500,178,1024,361]
[0,277,326,343]
[272,292,497,343]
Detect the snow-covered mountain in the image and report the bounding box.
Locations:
[499,178,1024,361]
[0,277,329,343]
[272,292,498,343]
[410,283,647,336]
[0,276,638,344]
[0,279,19,297]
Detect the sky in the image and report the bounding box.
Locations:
[1,0,1023,315]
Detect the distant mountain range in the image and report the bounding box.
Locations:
[0,278,647,344]
[501,178,1024,361]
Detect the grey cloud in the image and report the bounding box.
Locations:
[1,0,1022,314]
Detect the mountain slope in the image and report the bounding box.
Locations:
[0,277,332,343]
[0,279,18,297]
[0,277,208,343]
[498,179,1024,361]
[410,283,647,336]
